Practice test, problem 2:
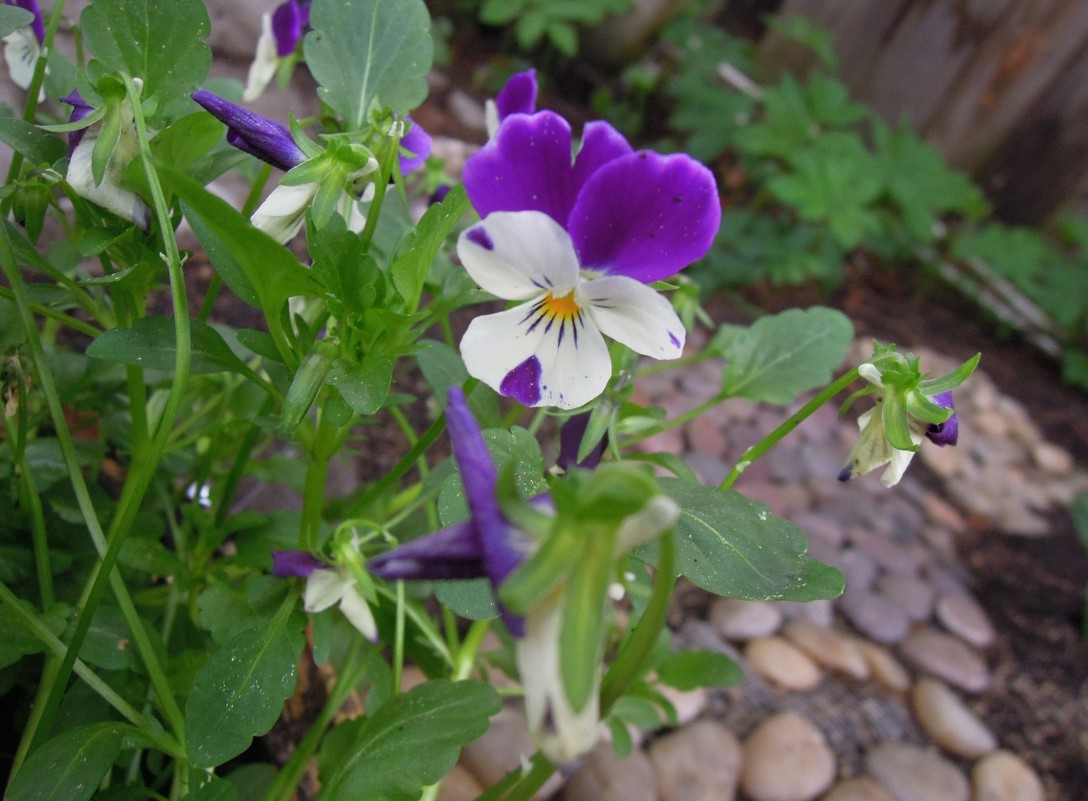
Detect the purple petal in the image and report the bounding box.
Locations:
[271,0,305,57]
[8,0,44,43]
[367,521,487,580]
[399,117,432,175]
[192,89,306,172]
[61,91,93,159]
[499,356,542,407]
[556,412,607,471]
[570,121,633,189]
[495,69,538,121]
[463,111,580,227]
[569,151,721,283]
[272,550,324,577]
[925,391,959,447]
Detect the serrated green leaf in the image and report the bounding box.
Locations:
[87,316,249,374]
[390,184,469,311]
[196,575,289,645]
[638,478,843,601]
[81,0,211,124]
[656,649,742,690]
[716,306,853,403]
[7,722,130,801]
[305,0,432,127]
[186,609,305,768]
[315,679,501,801]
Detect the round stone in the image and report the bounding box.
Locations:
[783,619,869,680]
[839,588,911,644]
[900,631,991,693]
[564,741,659,801]
[741,712,836,801]
[819,777,896,801]
[935,593,996,648]
[744,636,823,691]
[876,573,936,622]
[866,742,969,801]
[710,598,784,641]
[971,751,1046,801]
[854,640,912,692]
[911,678,998,758]
[436,763,483,801]
[834,548,880,592]
[648,719,742,801]
[1031,441,1074,475]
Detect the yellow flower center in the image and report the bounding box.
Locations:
[541,291,580,321]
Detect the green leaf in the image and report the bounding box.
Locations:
[81,0,211,124]
[185,609,306,768]
[434,579,499,621]
[656,649,742,690]
[197,575,289,645]
[7,722,129,801]
[0,5,32,37]
[639,478,843,601]
[305,0,433,126]
[326,356,395,415]
[0,117,66,165]
[390,184,469,312]
[87,316,250,374]
[151,110,227,172]
[715,307,853,403]
[315,679,501,801]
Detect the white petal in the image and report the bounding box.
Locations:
[461,299,611,410]
[484,99,500,139]
[66,132,150,229]
[457,210,581,301]
[251,181,317,244]
[303,568,347,613]
[3,29,40,91]
[338,586,379,641]
[858,363,884,387]
[517,595,601,765]
[242,13,278,103]
[581,275,685,360]
[879,446,917,487]
[616,495,679,553]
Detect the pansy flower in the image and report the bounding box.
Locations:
[2,0,45,93]
[368,387,677,764]
[458,99,720,409]
[272,549,378,641]
[243,0,311,101]
[62,89,150,231]
[192,90,429,243]
[484,68,538,138]
[839,365,962,487]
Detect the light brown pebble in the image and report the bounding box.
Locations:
[437,763,484,801]
[744,636,824,691]
[1031,441,1074,475]
[900,631,991,693]
[784,619,870,680]
[648,719,742,801]
[461,706,558,795]
[839,588,911,644]
[710,598,784,641]
[911,678,997,758]
[854,640,912,692]
[819,777,896,801]
[971,750,1046,801]
[935,593,996,648]
[866,742,969,801]
[563,741,659,801]
[741,712,837,801]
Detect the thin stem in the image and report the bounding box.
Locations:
[453,620,490,681]
[0,286,102,336]
[18,453,53,608]
[621,391,727,449]
[392,580,406,694]
[718,368,861,490]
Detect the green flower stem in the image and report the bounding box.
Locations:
[299,407,347,552]
[0,286,102,336]
[0,578,182,760]
[263,637,370,801]
[453,620,490,681]
[375,584,453,667]
[393,580,406,694]
[718,367,861,490]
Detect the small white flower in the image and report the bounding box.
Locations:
[242,12,279,103]
[2,25,41,94]
[303,566,378,641]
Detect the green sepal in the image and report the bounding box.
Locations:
[559,521,616,712]
[905,390,952,425]
[919,353,981,395]
[91,101,123,186]
[880,391,917,452]
[281,346,331,434]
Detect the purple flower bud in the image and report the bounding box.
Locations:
[399,116,431,175]
[556,412,607,471]
[272,550,324,577]
[925,391,959,447]
[191,89,306,172]
[5,0,44,44]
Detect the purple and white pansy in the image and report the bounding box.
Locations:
[243,0,311,101]
[2,0,45,92]
[458,76,720,409]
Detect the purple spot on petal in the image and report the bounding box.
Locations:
[501,356,542,406]
[467,226,494,251]
[669,332,681,348]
